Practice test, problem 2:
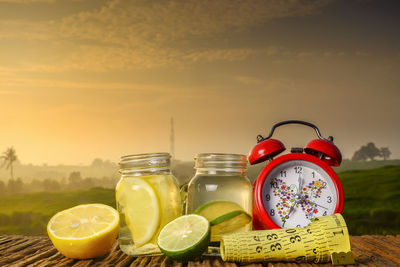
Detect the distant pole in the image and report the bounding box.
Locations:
[170,117,175,160]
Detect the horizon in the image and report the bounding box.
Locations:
[1,154,398,170]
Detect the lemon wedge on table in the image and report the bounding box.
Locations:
[116,176,161,247]
[47,204,119,259]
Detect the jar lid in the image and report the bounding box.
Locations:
[194,153,247,170]
[119,152,171,174]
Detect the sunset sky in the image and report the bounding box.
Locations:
[0,0,399,165]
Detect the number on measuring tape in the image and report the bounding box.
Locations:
[270,243,282,251]
[289,235,301,243]
[256,246,262,253]
[285,229,296,234]
[267,233,278,240]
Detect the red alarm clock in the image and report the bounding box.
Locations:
[250,120,344,230]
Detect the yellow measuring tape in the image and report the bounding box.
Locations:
[220,214,354,265]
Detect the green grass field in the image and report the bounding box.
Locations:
[0,165,399,236]
[340,165,400,235]
[0,187,115,236]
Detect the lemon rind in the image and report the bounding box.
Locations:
[47,204,119,240]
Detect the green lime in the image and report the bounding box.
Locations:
[193,200,244,222]
[210,210,244,225]
[210,210,252,242]
[157,214,210,261]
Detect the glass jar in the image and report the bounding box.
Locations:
[116,153,181,256]
[186,153,253,242]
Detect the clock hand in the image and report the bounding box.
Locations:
[297,174,303,193]
[306,200,329,210]
[282,204,296,227]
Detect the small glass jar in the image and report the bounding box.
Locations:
[186,153,253,242]
[116,153,181,256]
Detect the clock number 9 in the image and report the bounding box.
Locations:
[266,194,270,201]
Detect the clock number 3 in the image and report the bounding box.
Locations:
[327,196,332,203]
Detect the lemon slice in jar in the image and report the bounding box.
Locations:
[120,177,161,247]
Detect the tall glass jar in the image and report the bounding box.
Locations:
[116,153,181,256]
[186,153,252,242]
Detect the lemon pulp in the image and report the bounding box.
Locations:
[47,204,119,259]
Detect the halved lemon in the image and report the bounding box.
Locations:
[119,177,160,247]
[47,204,119,259]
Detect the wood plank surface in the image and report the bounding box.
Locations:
[0,235,399,266]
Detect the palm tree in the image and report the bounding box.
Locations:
[0,147,18,179]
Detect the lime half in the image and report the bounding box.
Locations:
[194,200,251,242]
[157,214,210,261]
[210,210,251,241]
[194,200,243,222]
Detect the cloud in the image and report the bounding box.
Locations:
[0,0,56,3]
[57,0,334,44]
[0,0,334,71]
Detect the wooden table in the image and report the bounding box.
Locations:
[1,235,399,266]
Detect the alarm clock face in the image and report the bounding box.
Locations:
[261,160,337,228]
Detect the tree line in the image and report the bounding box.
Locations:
[0,171,118,195]
[352,142,391,161]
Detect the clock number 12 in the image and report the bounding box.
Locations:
[294,167,302,174]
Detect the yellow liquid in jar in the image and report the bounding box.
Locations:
[116,174,181,256]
